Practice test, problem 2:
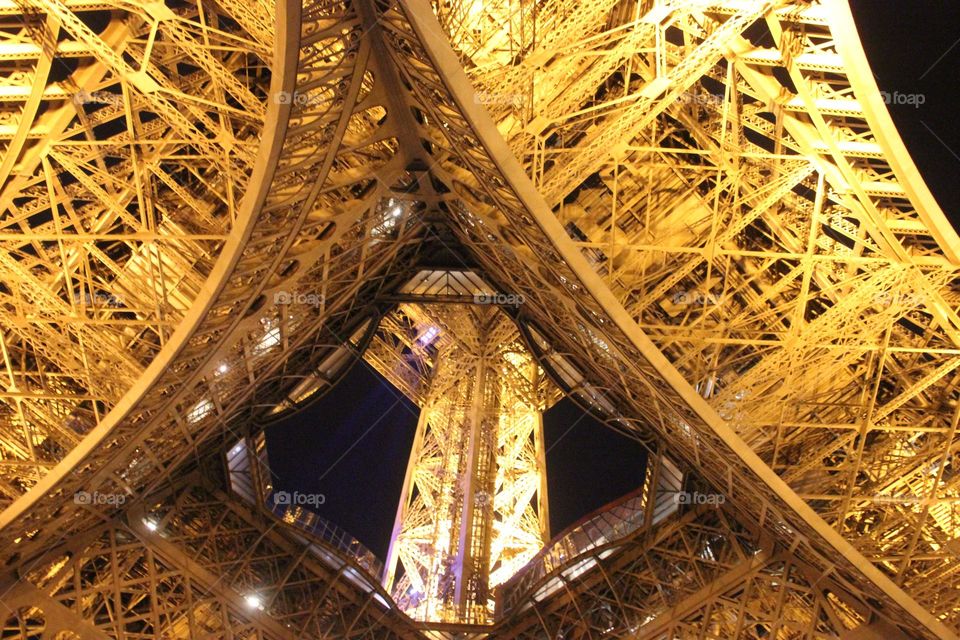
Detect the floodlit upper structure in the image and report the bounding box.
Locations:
[0,0,959,638]
[371,304,552,625]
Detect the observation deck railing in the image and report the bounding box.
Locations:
[226,433,686,619]
[497,455,682,616]
[225,434,384,580]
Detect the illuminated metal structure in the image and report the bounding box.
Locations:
[369,303,552,625]
[1,0,959,638]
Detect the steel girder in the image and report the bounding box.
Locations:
[372,304,552,625]
[0,0,429,558]
[381,1,959,636]
[2,469,422,639]
[0,0,271,506]
[0,0,958,638]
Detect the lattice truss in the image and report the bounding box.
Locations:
[0,0,958,638]
[369,304,552,625]
[0,471,422,639]
[418,0,960,633]
[0,0,437,554]
[499,502,881,640]
[0,0,271,502]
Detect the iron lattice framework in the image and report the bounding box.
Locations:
[2,467,422,639]
[0,0,959,638]
[370,304,552,625]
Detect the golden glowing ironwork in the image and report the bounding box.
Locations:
[2,0,959,638]
[372,304,551,625]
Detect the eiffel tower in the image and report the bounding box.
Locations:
[1,0,959,637]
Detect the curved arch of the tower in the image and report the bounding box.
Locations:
[1,0,958,638]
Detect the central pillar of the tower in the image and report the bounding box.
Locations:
[378,304,551,625]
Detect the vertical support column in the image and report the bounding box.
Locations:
[378,306,550,625]
[453,353,495,621]
[384,408,430,592]
[534,411,550,542]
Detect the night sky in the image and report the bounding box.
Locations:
[264,361,419,559]
[264,3,959,560]
[264,359,649,558]
[849,1,960,223]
